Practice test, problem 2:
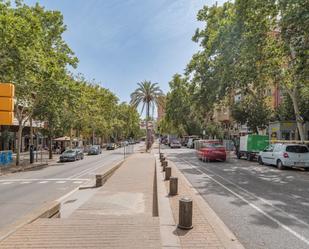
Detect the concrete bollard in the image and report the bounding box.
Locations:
[169,177,178,195]
[96,174,103,187]
[178,197,193,230]
[165,166,171,181]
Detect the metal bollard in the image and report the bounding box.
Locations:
[178,197,193,229]
[162,161,168,171]
[96,175,103,187]
[165,166,171,181]
[160,156,166,163]
[169,177,178,195]
[159,153,164,159]
[161,160,168,167]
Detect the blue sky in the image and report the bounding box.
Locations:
[25,0,224,103]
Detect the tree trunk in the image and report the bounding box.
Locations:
[48,135,53,159]
[146,101,150,151]
[92,129,95,145]
[16,123,23,166]
[289,88,305,142]
[30,117,33,146]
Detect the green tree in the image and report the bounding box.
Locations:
[231,91,272,133]
[130,81,163,150]
[165,74,202,136]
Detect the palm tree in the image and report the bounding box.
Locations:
[130,81,163,150]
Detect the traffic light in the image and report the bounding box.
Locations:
[0,83,15,125]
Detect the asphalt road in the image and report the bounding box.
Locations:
[0,144,140,230]
[162,146,309,249]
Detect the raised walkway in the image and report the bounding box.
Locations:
[0,153,161,248]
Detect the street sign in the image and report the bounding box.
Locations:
[0,83,14,125]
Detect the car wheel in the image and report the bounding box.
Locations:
[277,160,284,170]
[258,156,264,165]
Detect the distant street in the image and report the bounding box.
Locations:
[0,145,140,230]
[163,145,309,249]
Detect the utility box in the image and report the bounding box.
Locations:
[238,135,269,161]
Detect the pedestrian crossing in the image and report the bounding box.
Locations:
[0,179,86,186]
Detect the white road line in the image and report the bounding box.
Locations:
[69,159,123,179]
[0,178,88,182]
[178,157,309,247]
[20,182,31,184]
[1,182,13,185]
[189,158,309,230]
[56,181,66,184]
[38,181,48,184]
[73,181,83,184]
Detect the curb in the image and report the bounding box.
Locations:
[155,155,181,249]
[167,158,245,249]
[0,201,60,242]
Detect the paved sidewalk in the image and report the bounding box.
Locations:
[159,157,244,249]
[0,153,161,248]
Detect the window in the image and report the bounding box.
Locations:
[273,144,282,152]
[286,146,309,153]
[264,145,273,152]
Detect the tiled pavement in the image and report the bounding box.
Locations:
[0,153,161,249]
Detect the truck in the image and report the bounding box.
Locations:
[236,134,269,161]
[167,134,177,146]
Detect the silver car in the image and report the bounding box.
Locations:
[60,149,84,162]
[258,143,309,170]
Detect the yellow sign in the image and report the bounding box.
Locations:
[0,83,15,125]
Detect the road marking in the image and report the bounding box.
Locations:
[187,157,309,230]
[0,178,88,182]
[73,181,83,184]
[1,182,13,185]
[20,181,31,184]
[38,181,48,184]
[69,159,123,179]
[178,157,309,246]
[56,181,66,184]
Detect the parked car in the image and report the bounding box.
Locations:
[59,149,84,162]
[106,143,116,150]
[170,140,181,148]
[258,143,309,170]
[187,138,200,149]
[197,141,226,162]
[88,145,102,155]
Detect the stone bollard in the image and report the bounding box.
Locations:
[178,197,193,230]
[96,174,103,187]
[162,160,168,171]
[169,177,178,195]
[165,166,171,181]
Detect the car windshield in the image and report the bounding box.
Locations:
[205,143,224,148]
[286,146,309,153]
[64,150,75,154]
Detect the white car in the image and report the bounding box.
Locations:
[170,140,181,148]
[258,143,309,170]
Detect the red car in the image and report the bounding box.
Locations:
[197,141,226,162]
